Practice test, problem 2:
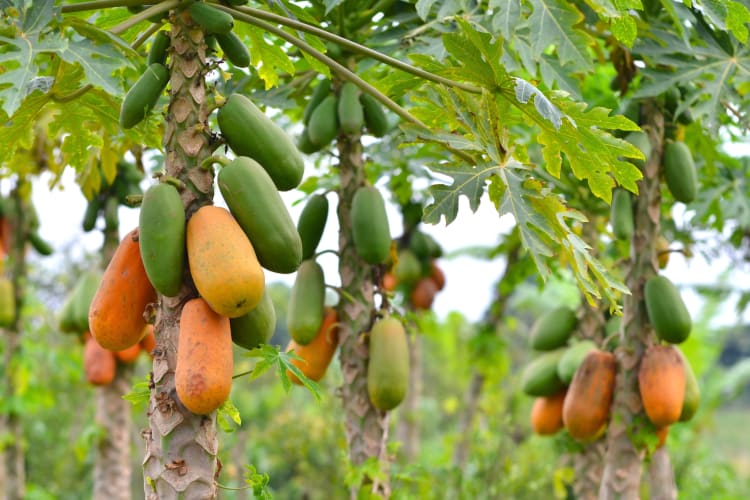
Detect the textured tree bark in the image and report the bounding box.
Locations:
[141,13,219,499]
[396,326,421,461]
[599,104,665,500]
[648,447,677,500]
[452,240,520,469]
[93,205,133,500]
[1,183,28,500]
[336,132,390,497]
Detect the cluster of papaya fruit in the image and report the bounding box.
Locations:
[59,270,155,386]
[383,230,445,310]
[298,79,390,154]
[523,304,699,448]
[81,160,143,233]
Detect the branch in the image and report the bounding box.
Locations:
[214,5,428,131]
[229,5,482,95]
[109,1,178,35]
[51,84,93,103]
[61,0,152,12]
[132,22,163,50]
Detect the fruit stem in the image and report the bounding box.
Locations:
[231,369,254,380]
[326,284,357,304]
[109,1,178,35]
[199,155,231,171]
[161,175,186,190]
[124,194,144,207]
[50,84,93,103]
[132,22,163,50]
[314,249,340,259]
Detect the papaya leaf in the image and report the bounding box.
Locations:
[217,399,241,433]
[526,0,596,72]
[62,16,140,62]
[122,374,152,411]
[244,344,322,402]
[245,25,296,90]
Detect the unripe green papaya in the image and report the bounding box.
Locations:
[297,194,329,261]
[147,30,170,66]
[677,348,700,422]
[307,94,338,146]
[394,249,421,286]
[663,141,697,203]
[0,278,15,328]
[521,349,566,397]
[218,157,303,274]
[58,294,78,334]
[303,79,332,125]
[189,2,234,34]
[117,159,143,185]
[644,275,691,343]
[104,196,119,231]
[297,128,322,155]
[351,186,391,265]
[119,63,169,129]
[557,340,597,385]
[664,86,680,116]
[360,93,389,137]
[287,260,325,345]
[72,271,101,333]
[28,231,53,256]
[139,183,186,297]
[529,306,578,351]
[367,316,409,410]
[215,31,250,68]
[222,0,247,5]
[676,109,693,125]
[217,94,304,191]
[624,131,651,168]
[611,188,633,241]
[230,288,276,350]
[337,82,364,135]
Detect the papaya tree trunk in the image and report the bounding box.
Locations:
[647,447,677,500]
[452,238,520,469]
[599,102,666,499]
[1,182,28,500]
[336,131,390,497]
[142,13,219,499]
[93,206,133,500]
[396,329,421,461]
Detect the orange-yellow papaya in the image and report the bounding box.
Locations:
[287,307,339,384]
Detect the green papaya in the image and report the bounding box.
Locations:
[189,2,234,34]
[307,94,338,147]
[205,35,218,54]
[297,194,329,261]
[644,275,691,343]
[217,93,304,191]
[113,178,143,206]
[663,141,697,203]
[303,79,332,125]
[360,93,389,137]
[611,188,633,241]
[337,82,364,135]
[287,260,325,345]
[394,249,421,286]
[408,231,431,260]
[676,109,693,125]
[117,159,143,185]
[557,340,597,385]
[58,294,78,334]
[72,271,101,333]
[624,131,651,168]
[297,128,321,155]
[28,231,53,256]
[351,186,391,265]
[0,278,15,328]
[119,63,169,129]
[529,306,577,351]
[104,196,119,231]
[139,183,186,297]
[677,348,700,422]
[367,316,409,411]
[27,204,39,232]
[521,349,566,397]
[664,86,680,116]
[215,31,250,68]
[147,30,170,66]
[230,289,276,350]
[218,157,303,274]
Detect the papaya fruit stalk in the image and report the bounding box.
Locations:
[141,11,221,499]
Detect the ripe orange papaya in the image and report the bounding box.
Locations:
[139,324,156,358]
[531,388,567,436]
[382,272,398,292]
[562,349,616,441]
[410,277,438,310]
[89,229,156,351]
[175,298,233,415]
[638,345,685,427]
[429,260,445,291]
[655,426,669,449]
[84,335,116,386]
[115,342,141,363]
[186,205,265,318]
[287,307,339,384]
